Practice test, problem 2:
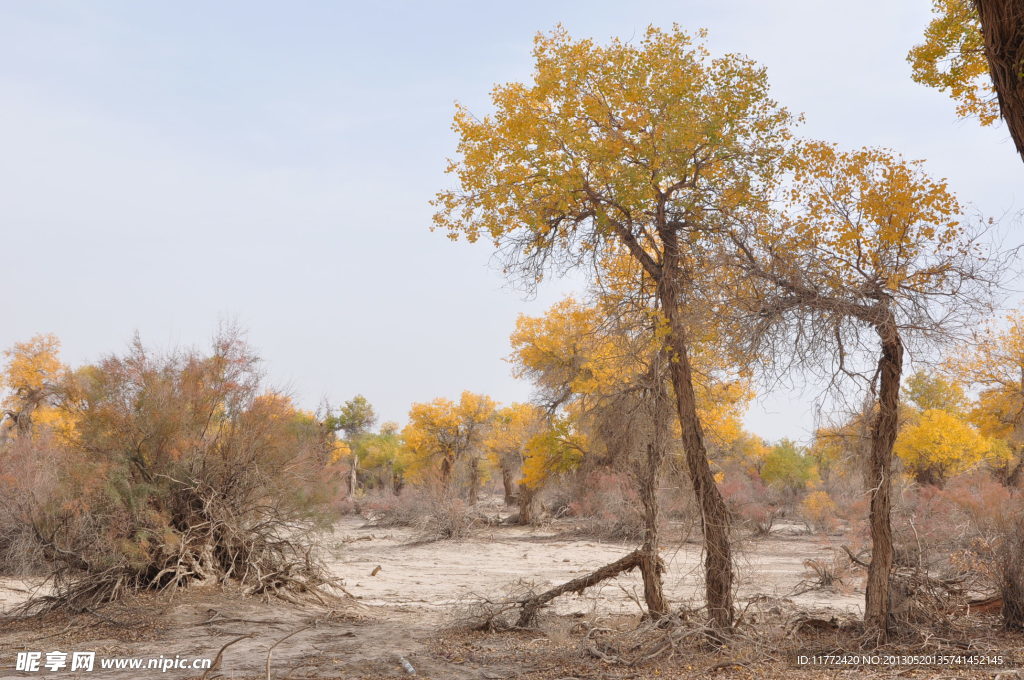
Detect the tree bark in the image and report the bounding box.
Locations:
[517,549,643,627]
[658,271,734,630]
[501,463,517,505]
[637,357,672,618]
[975,0,1024,163]
[468,456,480,505]
[348,453,359,497]
[639,443,668,618]
[517,483,535,524]
[440,452,454,492]
[864,321,904,638]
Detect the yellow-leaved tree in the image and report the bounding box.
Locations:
[508,293,752,617]
[434,26,793,627]
[483,402,546,511]
[1,334,72,441]
[895,370,1003,485]
[730,141,999,636]
[402,391,496,502]
[895,408,1002,485]
[949,310,1024,485]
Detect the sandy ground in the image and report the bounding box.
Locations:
[326,517,863,620]
[0,512,1015,679]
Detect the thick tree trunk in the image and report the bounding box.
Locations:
[501,463,517,505]
[975,0,1024,163]
[864,323,904,638]
[440,453,454,492]
[658,275,734,630]
[348,453,359,497]
[517,483,535,524]
[637,359,671,618]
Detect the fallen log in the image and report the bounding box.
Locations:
[517,549,643,627]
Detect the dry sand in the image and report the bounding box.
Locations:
[0,513,981,679]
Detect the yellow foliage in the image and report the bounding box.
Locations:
[908,0,998,125]
[401,391,496,482]
[782,141,965,294]
[433,25,794,268]
[484,402,544,469]
[510,297,754,459]
[943,310,1024,481]
[2,334,63,394]
[332,440,352,464]
[1,334,75,441]
[801,491,837,532]
[895,408,1004,483]
[520,417,586,489]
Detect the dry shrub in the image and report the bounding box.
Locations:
[800,549,855,590]
[889,567,968,630]
[889,473,1024,631]
[451,579,542,631]
[891,482,961,570]
[0,433,61,574]
[6,330,345,613]
[719,466,779,536]
[941,473,1024,630]
[362,487,480,541]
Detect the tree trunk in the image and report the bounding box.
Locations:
[348,453,359,497]
[440,452,454,492]
[517,483,535,524]
[1004,450,1024,488]
[468,456,480,505]
[501,462,517,505]
[517,549,643,627]
[658,274,734,630]
[864,322,904,638]
[384,459,394,494]
[975,0,1024,163]
[639,442,668,618]
[637,357,672,618]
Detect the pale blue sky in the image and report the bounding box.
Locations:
[2,1,1022,441]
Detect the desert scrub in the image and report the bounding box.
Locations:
[3,329,345,612]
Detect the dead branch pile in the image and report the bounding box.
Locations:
[889,566,968,631]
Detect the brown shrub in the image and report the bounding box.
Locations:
[4,330,344,613]
[719,465,779,536]
[363,487,480,541]
[942,473,1024,630]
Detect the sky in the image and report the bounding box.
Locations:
[2,1,1023,443]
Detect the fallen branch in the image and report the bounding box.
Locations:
[265,626,311,680]
[517,549,642,627]
[202,634,253,680]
